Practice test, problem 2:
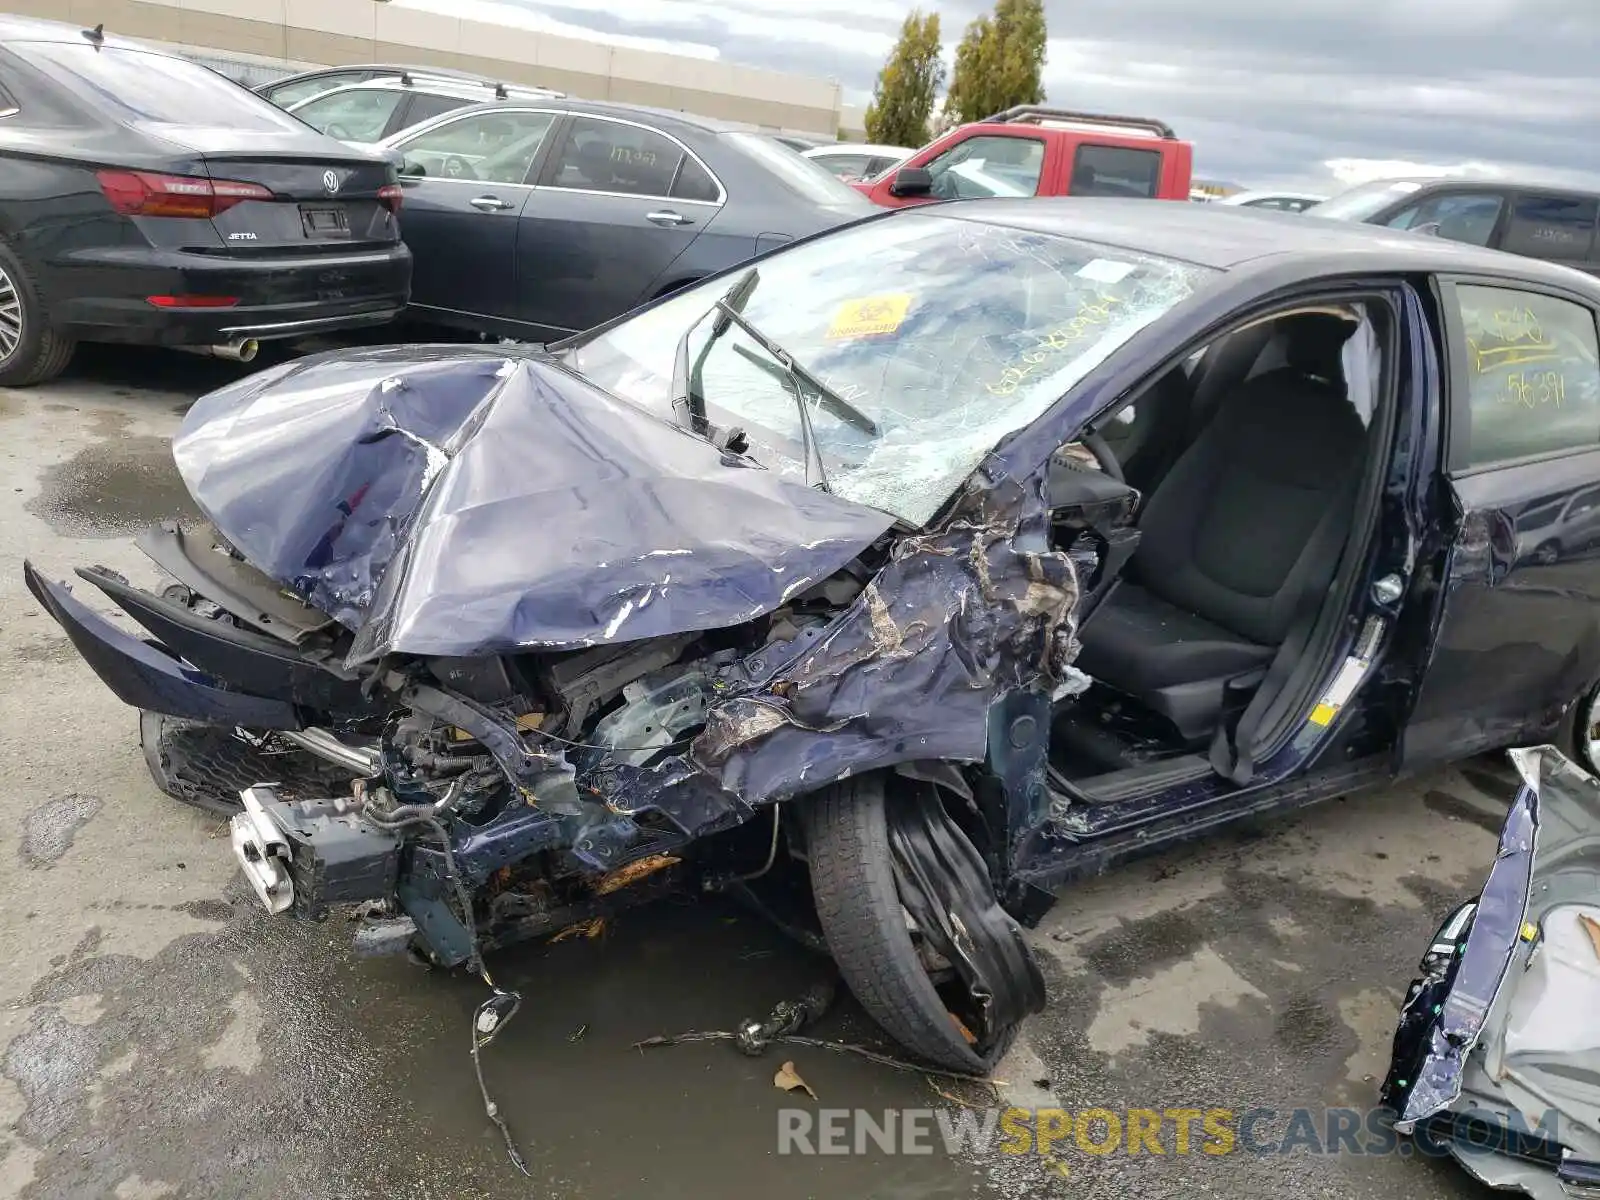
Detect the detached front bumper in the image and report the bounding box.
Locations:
[24,561,303,729]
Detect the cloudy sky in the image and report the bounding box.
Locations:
[403,0,1599,192]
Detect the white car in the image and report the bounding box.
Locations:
[802,142,914,183]
[1215,190,1327,213]
[286,73,565,146]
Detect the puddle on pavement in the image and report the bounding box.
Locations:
[347,900,973,1199]
[8,888,982,1200]
[25,434,200,538]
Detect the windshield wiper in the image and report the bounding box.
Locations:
[671,267,759,437]
[719,314,879,438]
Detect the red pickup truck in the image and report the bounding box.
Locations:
[852,105,1193,207]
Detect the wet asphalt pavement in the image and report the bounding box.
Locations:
[0,346,1506,1199]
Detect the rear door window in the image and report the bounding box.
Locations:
[670,155,720,203]
[1383,191,1505,246]
[1452,284,1600,467]
[1070,144,1162,198]
[1501,193,1599,262]
[545,116,686,199]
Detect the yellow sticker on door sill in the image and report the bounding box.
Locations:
[1309,702,1339,727]
[827,293,912,339]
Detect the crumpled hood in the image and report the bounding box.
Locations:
[1384,745,1600,1190]
[172,346,895,662]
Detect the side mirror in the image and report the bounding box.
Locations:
[1411,221,1442,237]
[887,166,933,197]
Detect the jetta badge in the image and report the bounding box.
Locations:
[322,170,340,194]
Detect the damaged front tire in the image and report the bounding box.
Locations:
[804,773,1044,1074]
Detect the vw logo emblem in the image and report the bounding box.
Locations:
[322,170,340,194]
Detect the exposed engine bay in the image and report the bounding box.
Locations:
[211,539,882,966]
[25,346,1076,1094]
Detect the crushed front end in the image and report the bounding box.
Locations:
[26,342,1077,1074]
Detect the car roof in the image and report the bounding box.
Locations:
[1345,175,1600,201]
[384,96,744,139]
[805,143,912,158]
[265,63,489,85]
[927,197,1600,292]
[288,76,562,105]
[1219,190,1326,204]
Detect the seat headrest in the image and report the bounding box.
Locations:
[1283,312,1360,383]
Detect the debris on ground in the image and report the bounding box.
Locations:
[548,916,608,943]
[773,1061,817,1100]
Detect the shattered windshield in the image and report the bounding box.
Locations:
[567,212,1213,525]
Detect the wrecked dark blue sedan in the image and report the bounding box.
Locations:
[26,198,1600,1076]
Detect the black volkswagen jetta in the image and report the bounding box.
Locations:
[0,17,412,386]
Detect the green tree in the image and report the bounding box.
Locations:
[864,11,946,148]
[943,0,1047,125]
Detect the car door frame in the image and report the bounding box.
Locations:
[391,104,568,329]
[1397,269,1600,770]
[991,274,1428,894]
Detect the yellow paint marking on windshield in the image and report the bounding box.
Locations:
[827,293,913,339]
[984,292,1126,397]
[1501,370,1568,408]
[1467,306,1563,373]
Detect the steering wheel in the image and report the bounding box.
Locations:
[1080,429,1125,482]
[325,123,354,141]
[442,155,476,181]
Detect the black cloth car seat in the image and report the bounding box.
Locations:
[1074,313,1369,744]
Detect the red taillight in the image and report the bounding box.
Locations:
[96,170,272,218]
[378,183,403,214]
[145,295,240,308]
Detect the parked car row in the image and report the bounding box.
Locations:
[0,16,871,385]
[1308,177,1600,276]
[366,98,872,340]
[3,14,1596,391]
[0,17,410,386]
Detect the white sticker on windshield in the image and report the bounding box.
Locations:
[1076,259,1136,284]
[1392,181,1422,193]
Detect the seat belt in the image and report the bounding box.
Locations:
[1208,487,1358,785]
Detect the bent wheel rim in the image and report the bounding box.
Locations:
[0,264,21,362]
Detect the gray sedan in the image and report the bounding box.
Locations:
[374,99,875,339]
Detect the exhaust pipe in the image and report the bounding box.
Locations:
[178,338,259,363]
[210,338,259,363]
